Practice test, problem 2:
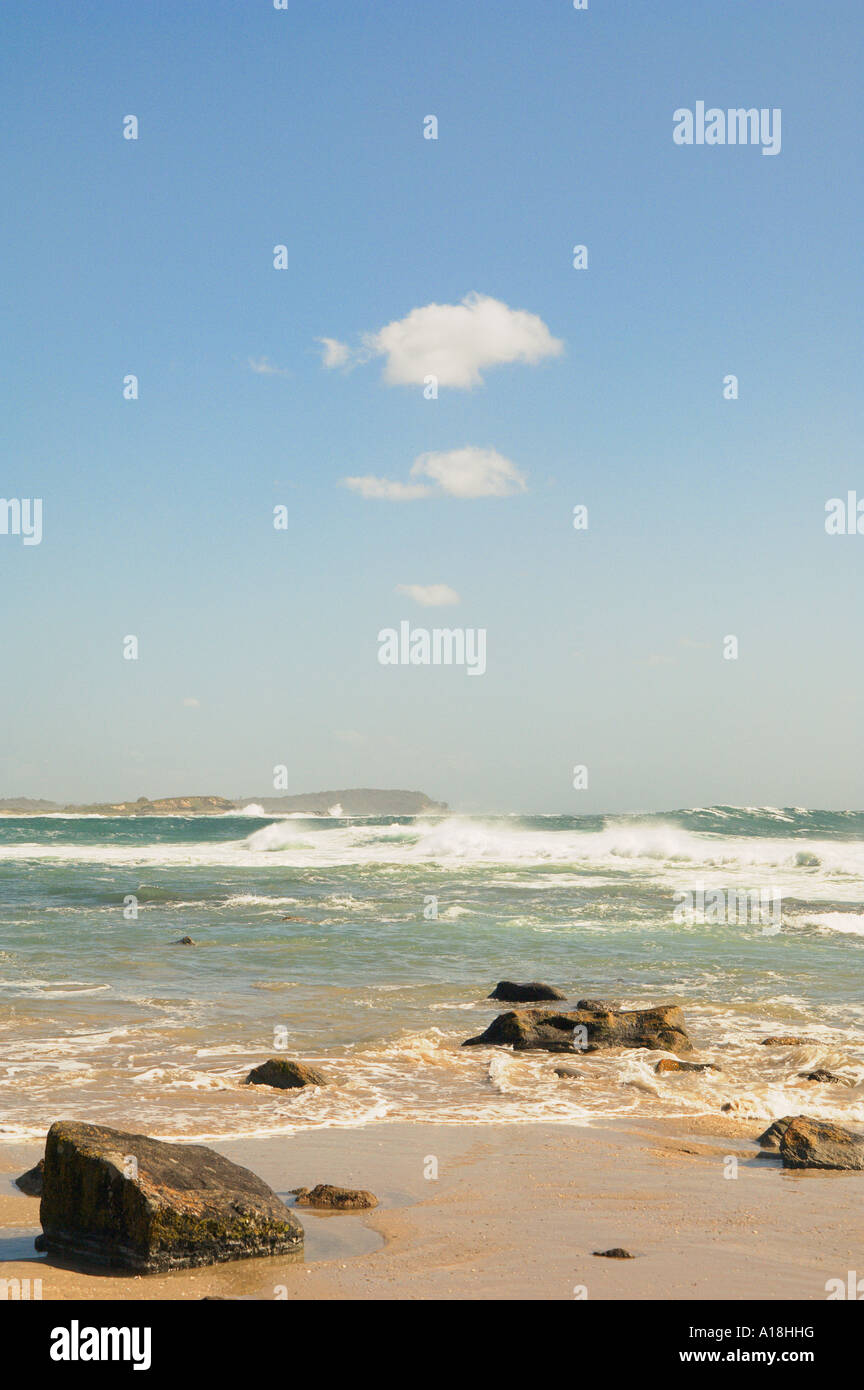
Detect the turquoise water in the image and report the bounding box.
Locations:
[0,807,862,1140]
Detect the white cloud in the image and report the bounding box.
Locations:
[322,292,563,388]
[248,356,290,376]
[182,697,201,707]
[343,475,433,501]
[318,337,351,368]
[411,447,526,498]
[343,446,525,501]
[396,583,461,607]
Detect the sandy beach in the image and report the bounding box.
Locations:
[2,1115,860,1301]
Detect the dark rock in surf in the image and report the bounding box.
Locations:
[779,1116,864,1170]
[655,1058,720,1074]
[760,1036,813,1046]
[15,1159,44,1196]
[577,999,620,1011]
[554,1066,583,1080]
[292,1183,377,1210]
[244,1058,327,1089]
[488,981,566,1003]
[463,1004,692,1055]
[798,1069,855,1088]
[171,936,196,945]
[37,1120,303,1271]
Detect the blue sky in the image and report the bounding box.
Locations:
[1,0,861,812]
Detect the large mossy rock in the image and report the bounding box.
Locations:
[244,1058,327,1089]
[463,1004,692,1055]
[39,1120,303,1272]
[779,1116,864,1170]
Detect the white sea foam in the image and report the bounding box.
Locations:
[803,912,864,937]
[2,818,864,902]
[222,894,300,907]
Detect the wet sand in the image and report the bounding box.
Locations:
[1,1116,861,1300]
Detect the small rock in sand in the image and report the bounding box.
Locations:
[15,1159,44,1196]
[593,1247,635,1259]
[756,1116,802,1150]
[292,1183,377,1210]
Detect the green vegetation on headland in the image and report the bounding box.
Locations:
[0,789,447,815]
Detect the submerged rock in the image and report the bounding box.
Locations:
[38,1120,303,1271]
[760,1036,813,1046]
[15,1159,44,1196]
[655,1058,719,1074]
[463,1004,692,1055]
[576,998,620,1012]
[593,1247,635,1259]
[553,1066,583,1080]
[172,936,196,946]
[798,1070,855,1088]
[488,981,566,1003]
[292,1183,377,1210]
[779,1116,864,1170]
[244,1059,327,1089]
[756,1116,802,1151]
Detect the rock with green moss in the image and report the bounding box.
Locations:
[244,1058,327,1089]
[38,1120,303,1272]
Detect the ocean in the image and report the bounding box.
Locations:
[0,806,862,1143]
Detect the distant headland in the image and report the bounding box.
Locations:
[0,790,447,816]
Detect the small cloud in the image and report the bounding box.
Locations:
[321,292,563,388]
[343,476,433,501]
[334,729,369,746]
[182,697,201,707]
[318,337,352,368]
[412,447,525,498]
[679,637,711,650]
[396,583,461,607]
[343,446,525,502]
[248,356,291,377]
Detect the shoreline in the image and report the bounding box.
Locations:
[1,1112,858,1300]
